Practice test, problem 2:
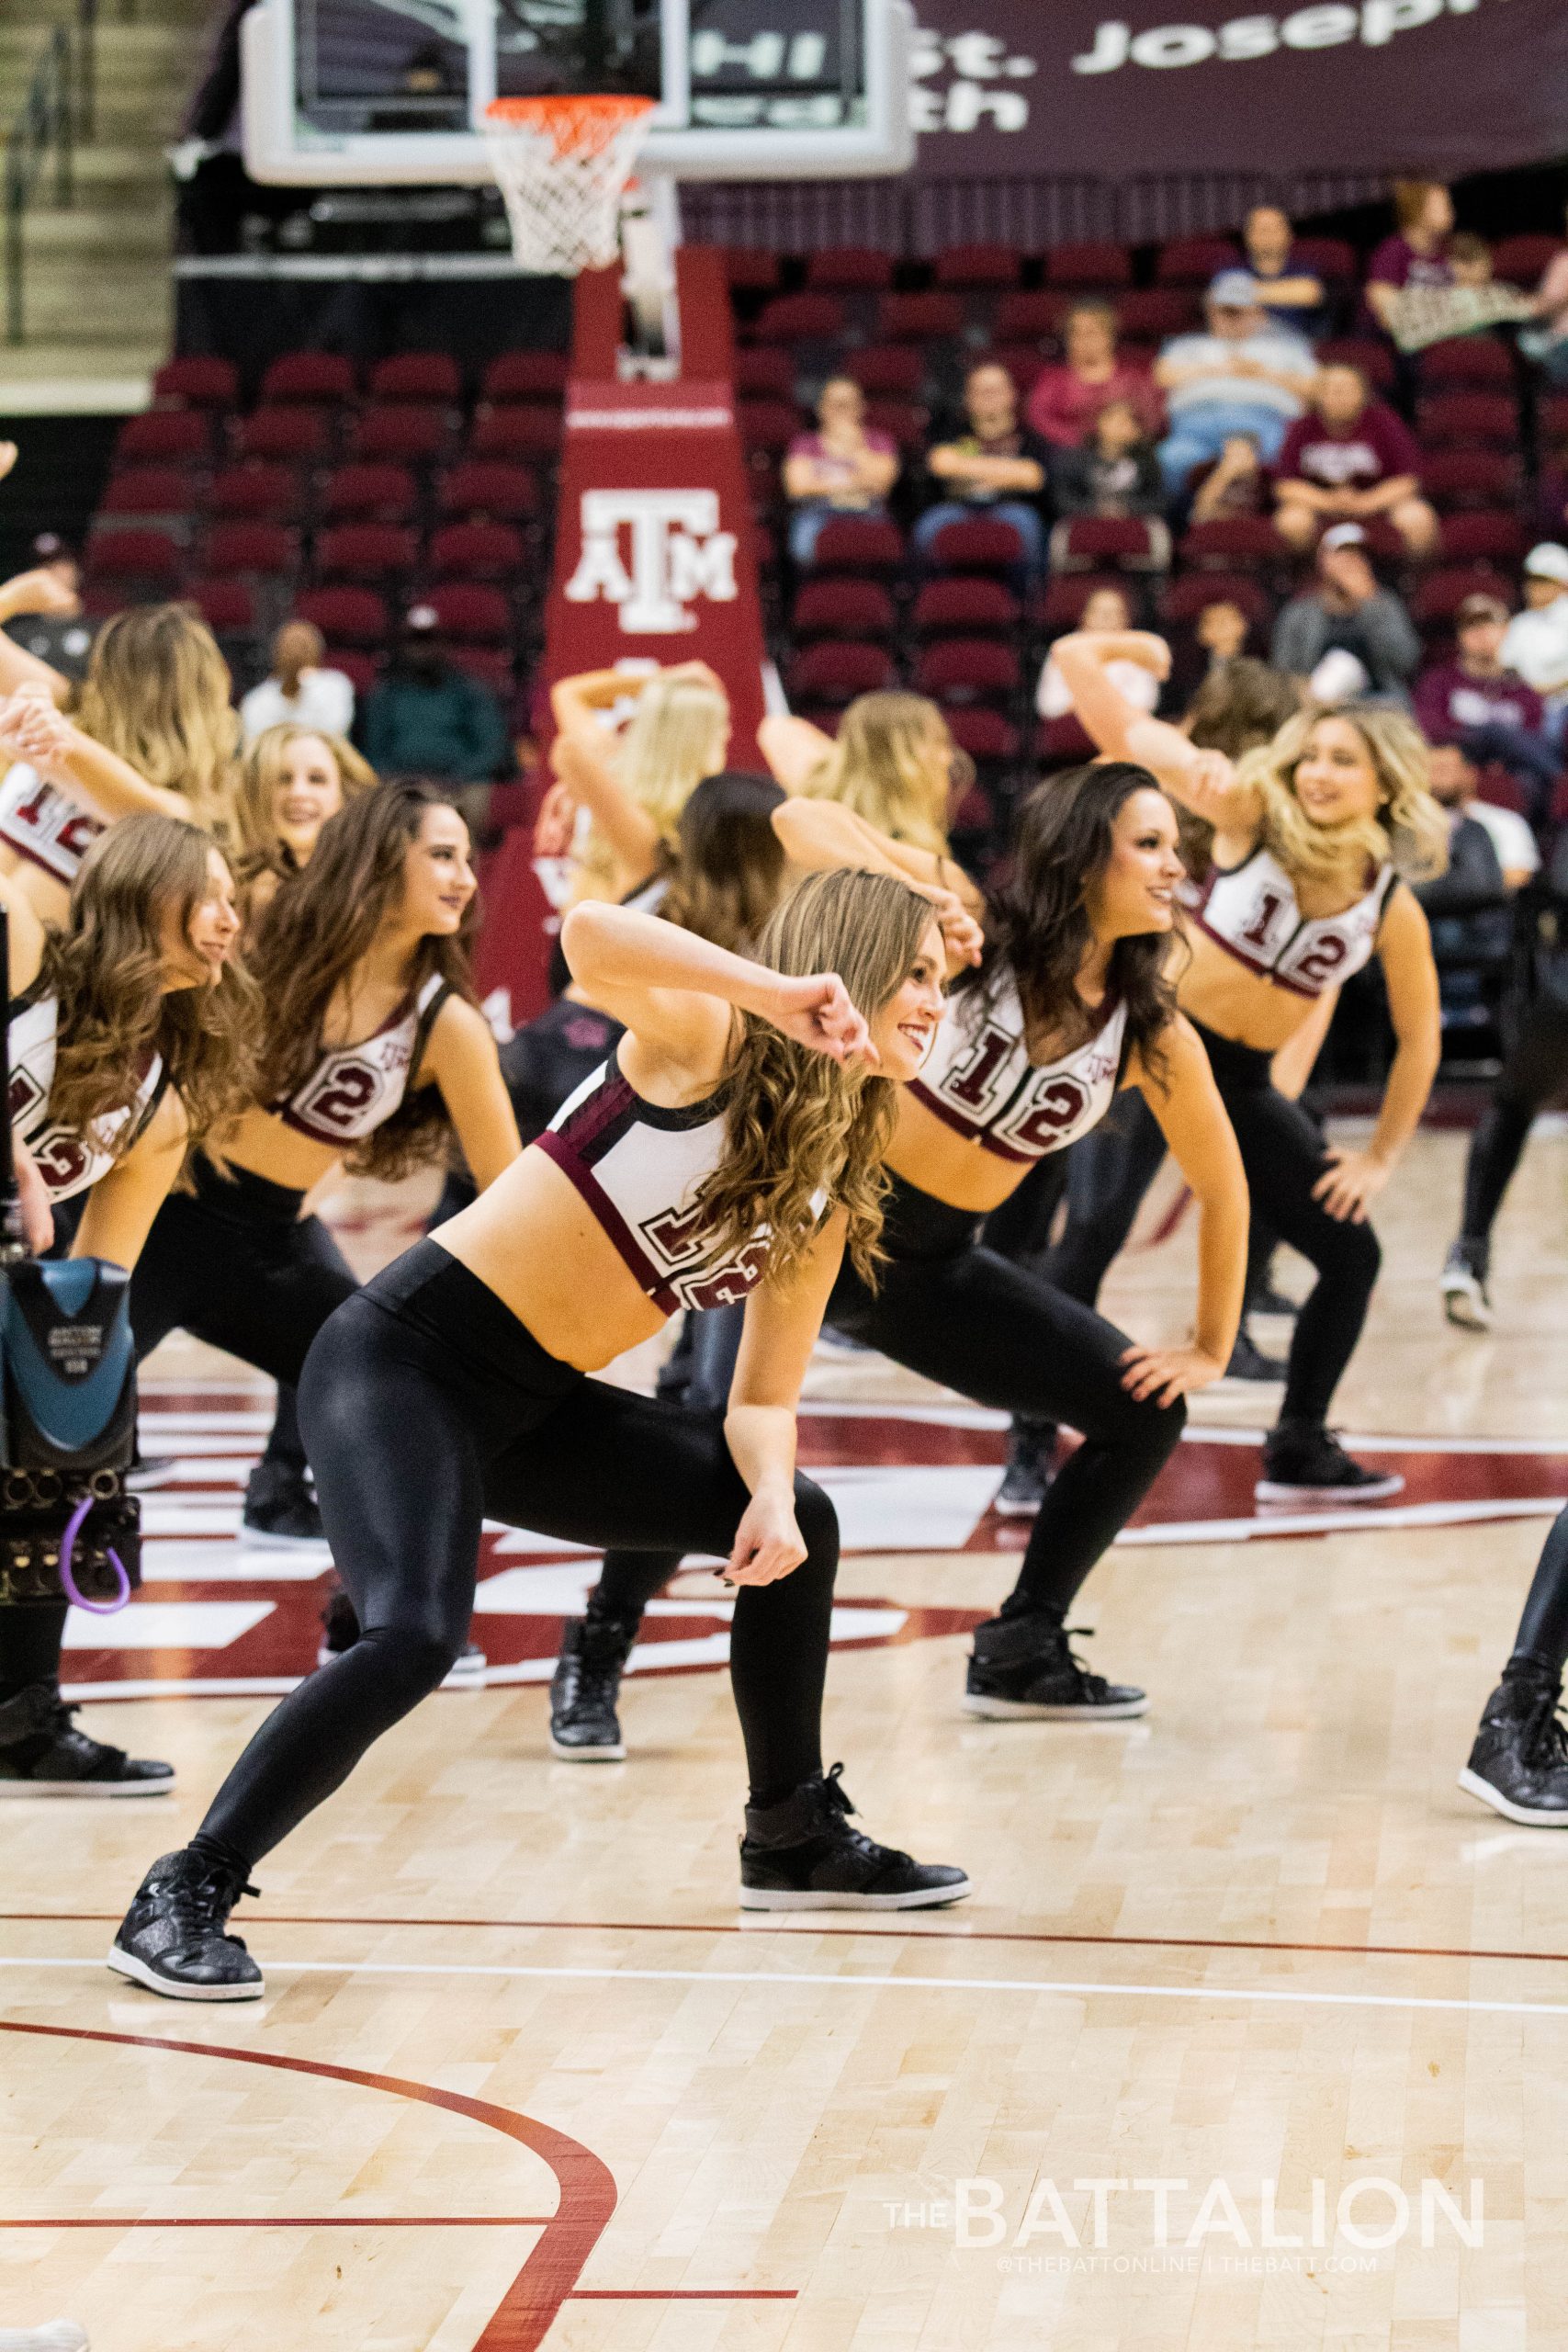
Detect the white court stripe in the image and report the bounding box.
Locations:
[1115,1496,1565,1546]
[13,1954,1568,2022]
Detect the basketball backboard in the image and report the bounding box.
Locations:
[241,0,915,184]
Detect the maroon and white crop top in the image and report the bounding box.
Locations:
[1193,844,1394,1001]
[539,1054,817,1316]
[908,966,1130,1164]
[273,972,450,1146]
[0,765,103,884]
[7,984,164,1201]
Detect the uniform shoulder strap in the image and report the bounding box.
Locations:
[409,972,457,1087]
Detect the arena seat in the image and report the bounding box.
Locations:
[806,516,906,576]
[1054,516,1168,572]
[152,356,239,411]
[312,525,420,586]
[790,577,898,643]
[429,522,526,582]
[114,410,213,468]
[209,464,300,522]
[1155,236,1240,287]
[1044,241,1133,289]
[807,247,896,292]
[1416,338,1517,390]
[368,353,462,404]
[784,640,897,708]
[436,462,540,523]
[479,351,570,402]
[910,576,1021,636]
[913,637,1021,707]
[293,584,390,648]
[320,464,419,524]
[921,516,1028,575]
[260,353,356,405]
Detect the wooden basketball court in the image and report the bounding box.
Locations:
[5,1125,1565,2349]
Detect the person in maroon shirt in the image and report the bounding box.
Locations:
[1365,180,1454,334]
[1414,592,1560,818]
[1024,301,1162,450]
[1273,364,1438,557]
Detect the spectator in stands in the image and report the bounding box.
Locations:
[1024,301,1162,451]
[239,620,356,745]
[1503,546,1568,745]
[1153,273,1314,498]
[914,361,1050,577]
[1447,232,1495,290]
[1166,594,1258,711]
[783,377,899,566]
[1365,181,1454,334]
[361,605,511,798]
[1271,523,1421,700]
[1046,398,1168,570]
[1427,740,1540,890]
[1520,204,1568,383]
[1236,204,1326,338]
[0,534,95,682]
[1189,433,1269,524]
[1036,585,1159,726]
[1415,593,1559,819]
[1272,362,1438,559]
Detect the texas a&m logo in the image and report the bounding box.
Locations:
[565,491,739,635]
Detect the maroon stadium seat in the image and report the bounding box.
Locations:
[1032,574,1136,631]
[206,521,296,578]
[723,248,782,293]
[468,406,564,462]
[235,407,332,465]
[790,578,897,643]
[369,353,462,404]
[1416,391,1518,449]
[987,344,1049,397]
[1037,712,1098,766]
[944,706,1019,762]
[186,577,256,633]
[876,292,964,344]
[807,247,895,292]
[115,410,212,468]
[1318,336,1396,393]
[1419,449,1522,510]
[83,529,183,591]
[293,585,389,648]
[911,576,1021,635]
[993,290,1070,345]
[922,516,1027,574]
[863,398,928,452]
[313,525,419,585]
[734,348,795,399]
[1493,234,1562,287]
[933,243,1021,291]
[1179,517,1287,571]
[425,582,512,643]
[437,462,540,523]
[429,522,525,581]
[152,356,239,411]
[1055,516,1168,571]
[1438,512,1529,565]
[846,345,923,397]
[807,516,906,575]
[209,464,300,521]
[1044,242,1133,290]
[352,405,448,465]
[481,350,570,402]
[320,464,418,524]
[260,352,356,404]
[1416,337,1516,390]
[737,399,802,456]
[913,638,1021,706]
[751,292,847,345]
[1117,288,1201,341]
[1155,236,1240,287]
[784,640,897,708]
[1409,565,1517,630]
[96,469,195,526]
[1291,236,1359,285]
[1158,572,1274,632]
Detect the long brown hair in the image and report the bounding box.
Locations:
[245,779,479,1180]
[660,771,787,954]
[72,604,239,837]
[685,866,932,1290]
[969,763,1181,1089]
[38,813,257,1154]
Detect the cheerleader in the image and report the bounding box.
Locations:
[110,873,967,1999]
[543,659,731,904]
[0,815,252,1795]
[1054,628,1444,1500]
[0,600,239,927]
[543,761,1250,1752]
[759,689,973,865]
[1461,1507,1568,1823]
[125,781,522,1591]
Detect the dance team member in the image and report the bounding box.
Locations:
[545,762,1249,1750]
[1461,1506,1568,1823]
[0,602,239,926]
[109,872,967,1998]
[124,782,521,1605]
[544,660,731,905]
[0,816,251,1795]
[1054,628,1445,1500]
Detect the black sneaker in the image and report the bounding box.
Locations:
[549,1613,639,1759]
[107,1848,264,2000]
[994,1419,1054,1518]
[0,1683,175,1798]
[242,1458,324,1547]
[1255,1423,1404,1504]
[1441,1239,1493,1332]
[316,1585,486,1690]
[739,1764,970,1911]
[1219,1329,1287,1385]
[1458,1671,1568,1826]
[964,1610,1147,1720]
[1247,1278,1300,1321]
[126,1455,180,1493]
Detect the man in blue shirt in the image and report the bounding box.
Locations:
[1154,271,1316,498]
[1232,205,1327,339]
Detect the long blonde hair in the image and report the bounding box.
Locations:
[231,724,376,885]
[802,692,957,856]
[617,672,730,844]
[73,604,239,838]
[688,867,931,1291]
[1238,704,1448,885]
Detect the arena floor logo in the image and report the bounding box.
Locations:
[56,1389,1568,1699]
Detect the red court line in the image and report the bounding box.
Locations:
[6,1911,1566,1969]
[0,2021,616,2352]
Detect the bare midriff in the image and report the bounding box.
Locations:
[883,1089,1039,1216]
[1179,924,1345,1054]
[218,1104,355,1193]
[434,1147,673,1372]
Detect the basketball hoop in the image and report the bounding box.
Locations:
[482,95,657,277]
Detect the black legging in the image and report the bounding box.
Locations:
[1460,983,1568,1248]
[130,1155,359,1391]
[594,1304,748,1620]
[1510,1504,1568,1679]
[191,1242,839,1870]
[1195,1023,1379,1428]
[824,1175,1186,1611]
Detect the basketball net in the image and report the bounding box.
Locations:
[481,95,656,277]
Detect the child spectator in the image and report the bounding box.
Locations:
[1189,434,1269,524]
[915,361,1050,577]
[1448,232,1495,289]
[1046,400,1169,570]
[1365,181,1454,334]
[1501,545,1568,746]
[783,378,900,566]
[1024,302,1162,450]
[1154,274,1314,497]
[1272,363,1438,559]
[1036,585,1159,722]
[1236,205,1327,339]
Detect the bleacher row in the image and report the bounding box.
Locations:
[81,233,1567,799]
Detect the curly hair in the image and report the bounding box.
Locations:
[245,779,480,1181]
[964,762,1182,1090]
[38,813,257,1158]
[800,692,964,857]
[683,866,933,1291]
[231,725,377,903]
[659,771,787,955]
[72,604,240,839]
[1238,703,1449,885]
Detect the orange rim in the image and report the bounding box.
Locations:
[483,95,655,157]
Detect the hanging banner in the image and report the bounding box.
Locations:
[906,0,1568,182]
